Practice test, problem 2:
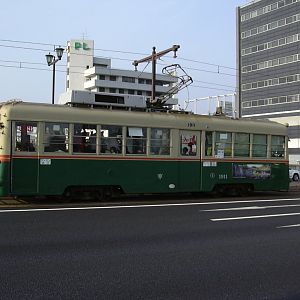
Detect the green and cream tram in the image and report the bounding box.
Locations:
[0,100,289,199]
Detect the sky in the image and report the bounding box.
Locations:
[0,0,249,113]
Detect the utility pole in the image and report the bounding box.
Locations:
[133,45,180,104]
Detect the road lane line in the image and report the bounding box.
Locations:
[203,204,300,212]
[0,197,300,214]
[277,224,300,228]
[211,212,300,222]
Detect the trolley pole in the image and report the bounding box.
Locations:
[152,47,156,103]
[133,45,180,104]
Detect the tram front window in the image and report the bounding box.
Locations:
[15,122,37,152]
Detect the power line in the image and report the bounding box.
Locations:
[0,44,51,53]
[178,57,237,71]
[0,58,236,88]
[193,80,236,88]
[0,38,56,47]
[0,38,237,71]
[0,43,237,78]
[0,63,236,92]
[190,84,235,93]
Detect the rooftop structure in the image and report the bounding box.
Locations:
[66,39,178,106]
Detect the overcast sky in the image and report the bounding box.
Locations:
[0,0,248,112]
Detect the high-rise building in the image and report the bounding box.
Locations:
[237,0,300,165]
[66,39,178,106]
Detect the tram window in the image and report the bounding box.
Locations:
[100,125,122,154]
[252,134,267,157]
[44,123,69,152]
[15,122,37,152]
[234,133,250,157]
[271,135,285,158]
[126,127,147,154]
[73,124,97,154]
[205,132,213,156]
[215,132,232,157]
[180,132,197,156]
[150,128,170,155]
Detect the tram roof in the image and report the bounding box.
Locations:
[0,101,288,135]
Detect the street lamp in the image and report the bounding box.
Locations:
[45,46,64,104]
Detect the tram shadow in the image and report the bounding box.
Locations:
[12,181,298,207]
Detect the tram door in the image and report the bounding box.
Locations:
[10,122,39,195]
[178,131,201,191]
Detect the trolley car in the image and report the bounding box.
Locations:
[0,99,289,199]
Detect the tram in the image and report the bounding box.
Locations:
[0,96,289,199]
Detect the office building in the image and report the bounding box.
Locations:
[237,0,300,165]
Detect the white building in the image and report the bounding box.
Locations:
[66,39,178,105]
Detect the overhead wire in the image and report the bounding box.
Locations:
[0,63,236,93]
[0,58,236,90]
[0,39,237,94]
[0,38,238,72]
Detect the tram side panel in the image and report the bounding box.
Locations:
[37,157,183,196]
[10,156,39,195]
[200,160,289,192]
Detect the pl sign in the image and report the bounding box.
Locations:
[74,42,90,51]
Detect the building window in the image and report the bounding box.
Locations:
[128,90,135,95]
[119,89,124,94]
[109,88,116,93]
[99,75,105,80]
[110,76,117,81]
[241,12,300,40]
[242,73,300,91]
[137,91,143,95]
[99,87,105,92]
[122,76,135,83]
[138,78,145,84]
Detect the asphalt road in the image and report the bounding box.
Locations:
[1,194,300,299]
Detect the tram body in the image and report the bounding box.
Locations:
[0,101,289,198]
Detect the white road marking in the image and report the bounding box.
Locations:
[277,224,300,228]
[0,197,299,214]
[203,203,300,212]
[211,212,300,222]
